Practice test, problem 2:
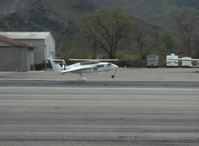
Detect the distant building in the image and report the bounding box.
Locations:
[0,32,55,64]
[0,35,34,71]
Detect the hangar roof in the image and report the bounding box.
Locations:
[0,35,35,48]
[0,32,52,40]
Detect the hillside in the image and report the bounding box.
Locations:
[1,0,199,35]
[0,0,198,59]
[0,0,37,17]
[92,0,199,33]
[0,0,159,53]
[1,0,199,34]
[0,0,96,51]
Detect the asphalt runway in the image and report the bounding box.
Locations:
[0,87,199,146]
[0,80,199,88]
[0,68,199,146]
[0,68,199,88]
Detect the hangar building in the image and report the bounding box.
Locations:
[0,32,55,64]
[0,35,34,71]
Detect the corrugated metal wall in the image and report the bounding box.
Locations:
[0,47,18,71]
[17,39,44,64]
[45,34,55,60]
[0,32,56,65]
[0,41,34,71]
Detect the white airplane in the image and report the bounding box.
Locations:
[50,59,119,80]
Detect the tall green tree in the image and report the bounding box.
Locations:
[171,8,199,56]
[160,32,175,54]
[77,9,138,58]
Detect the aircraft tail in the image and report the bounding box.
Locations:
[50,60,63,74]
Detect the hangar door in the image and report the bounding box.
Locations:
[0,47,27,71]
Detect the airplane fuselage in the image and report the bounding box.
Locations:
[64,62,118,74]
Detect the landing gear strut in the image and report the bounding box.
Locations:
[111,69,117,79]
[79,73,87,81]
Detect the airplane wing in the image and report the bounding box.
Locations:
[183,59,199,61]
[69,58,119,62]
[69,59,92,62]
[170,58,199,62]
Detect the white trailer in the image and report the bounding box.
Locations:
[181,57,193,67]
[166,54,179,67]
[147,55,159,67]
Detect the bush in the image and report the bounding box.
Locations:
[117,54,143,67]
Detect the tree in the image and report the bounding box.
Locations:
[77,9,138,58]
[171,8,199,56]
[160,32,176,54]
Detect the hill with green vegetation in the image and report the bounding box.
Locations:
[0,0,158,53]
[92,0,199,33]
[0,0,37,17]
[0,0,96,51]
[0,0,198,65]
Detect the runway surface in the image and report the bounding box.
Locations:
[0,87,199,146]
[0,68,199,146]
[0,80,199,88]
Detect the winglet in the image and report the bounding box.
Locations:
[50,60,63,74]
